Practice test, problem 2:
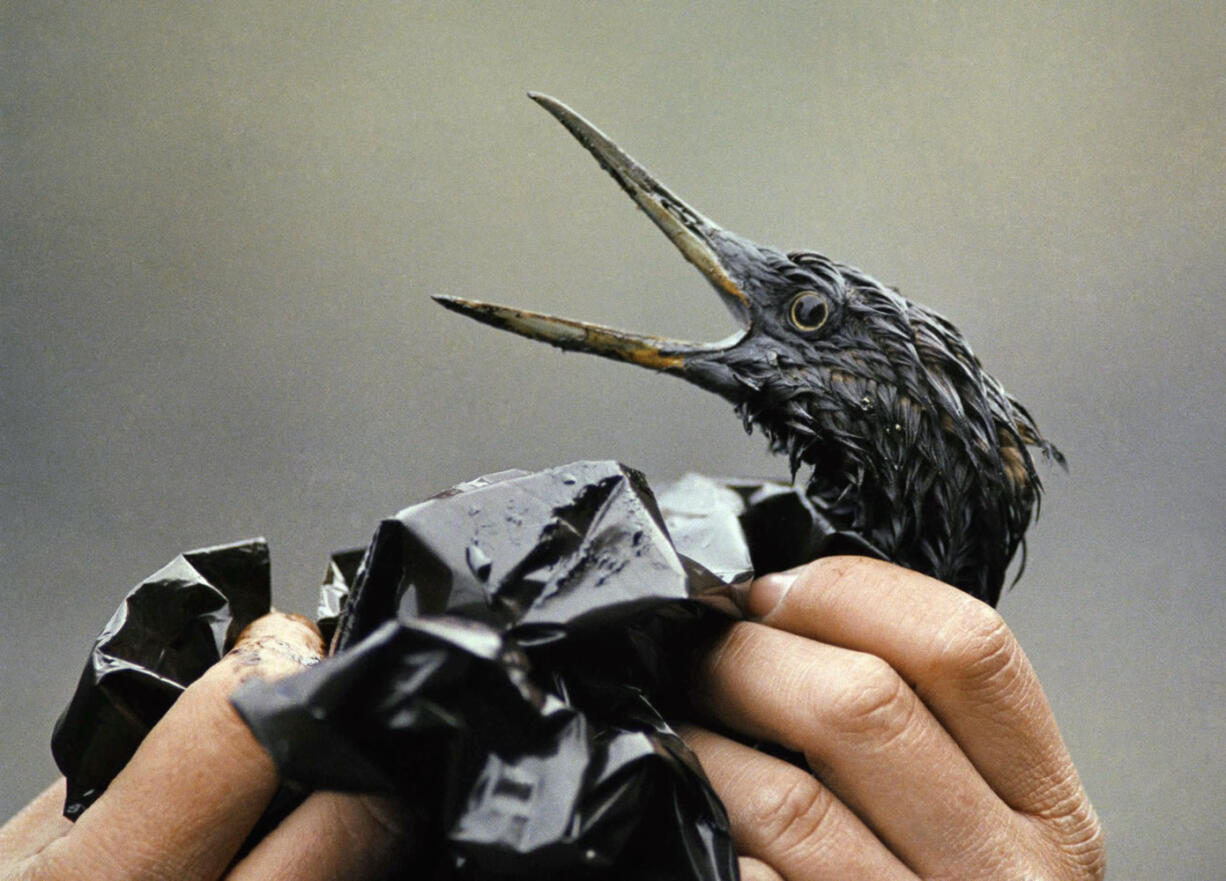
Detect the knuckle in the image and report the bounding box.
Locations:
[935,600,1022,696]
[1021,759,1089,819]
[819,653,917,746]
[741,771,837,856]
[1030,786,1107,880]
[1063,813,1107,881]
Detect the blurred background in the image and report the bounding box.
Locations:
[3,2,1222,876]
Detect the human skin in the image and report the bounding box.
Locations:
[0,613,411,881]
[683,556,1105,880]
[0,558,1103,880]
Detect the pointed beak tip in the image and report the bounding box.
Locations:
[526,92,557,116]
[433,294,479,317]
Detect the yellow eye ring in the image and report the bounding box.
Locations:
[789,291,829,332]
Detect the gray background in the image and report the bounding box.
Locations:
[3,2,1222,877]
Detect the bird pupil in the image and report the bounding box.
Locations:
[791,292,828,331]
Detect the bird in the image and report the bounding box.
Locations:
[436,93,1064,606]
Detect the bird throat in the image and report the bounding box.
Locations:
[739,375,1030,605]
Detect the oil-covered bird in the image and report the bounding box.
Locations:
[436,94,1063,606]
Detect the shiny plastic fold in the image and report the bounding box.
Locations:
[52,461,882,878]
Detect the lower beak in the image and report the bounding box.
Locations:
[434,93,753,376]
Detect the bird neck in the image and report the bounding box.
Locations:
[742,397,1023,605]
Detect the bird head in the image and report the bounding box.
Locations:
[437,94,1063,603]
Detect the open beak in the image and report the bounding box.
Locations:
[434,93,755,378]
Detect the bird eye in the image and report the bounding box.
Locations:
[789,291,829,332]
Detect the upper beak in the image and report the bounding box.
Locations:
[434,93,755,378]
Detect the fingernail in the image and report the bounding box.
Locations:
[738,568,802,619]
[228,613,325,675]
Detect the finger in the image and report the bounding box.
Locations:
[694,621,1024,878]
[679,725,913,881]
[742,557,1086,819]
[37,612,324,881]
[737,855,785,881]
[228,791,412,881]
[0,779,73,867]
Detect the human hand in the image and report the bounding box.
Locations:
[0,613,410,881]
[682,556,1105,881]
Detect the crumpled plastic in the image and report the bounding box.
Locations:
[51,539,272,818]
[51,460,884,878]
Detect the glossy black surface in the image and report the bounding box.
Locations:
[50,539,271,819]
[53,462,877,878]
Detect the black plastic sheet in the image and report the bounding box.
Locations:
[51,461,885,878]
[235,462,744,879]
[51,539,272,819]
[656,473,884,580]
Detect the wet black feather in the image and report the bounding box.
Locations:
[701,248,1061,605]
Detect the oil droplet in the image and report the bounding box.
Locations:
[466,543,492,581]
